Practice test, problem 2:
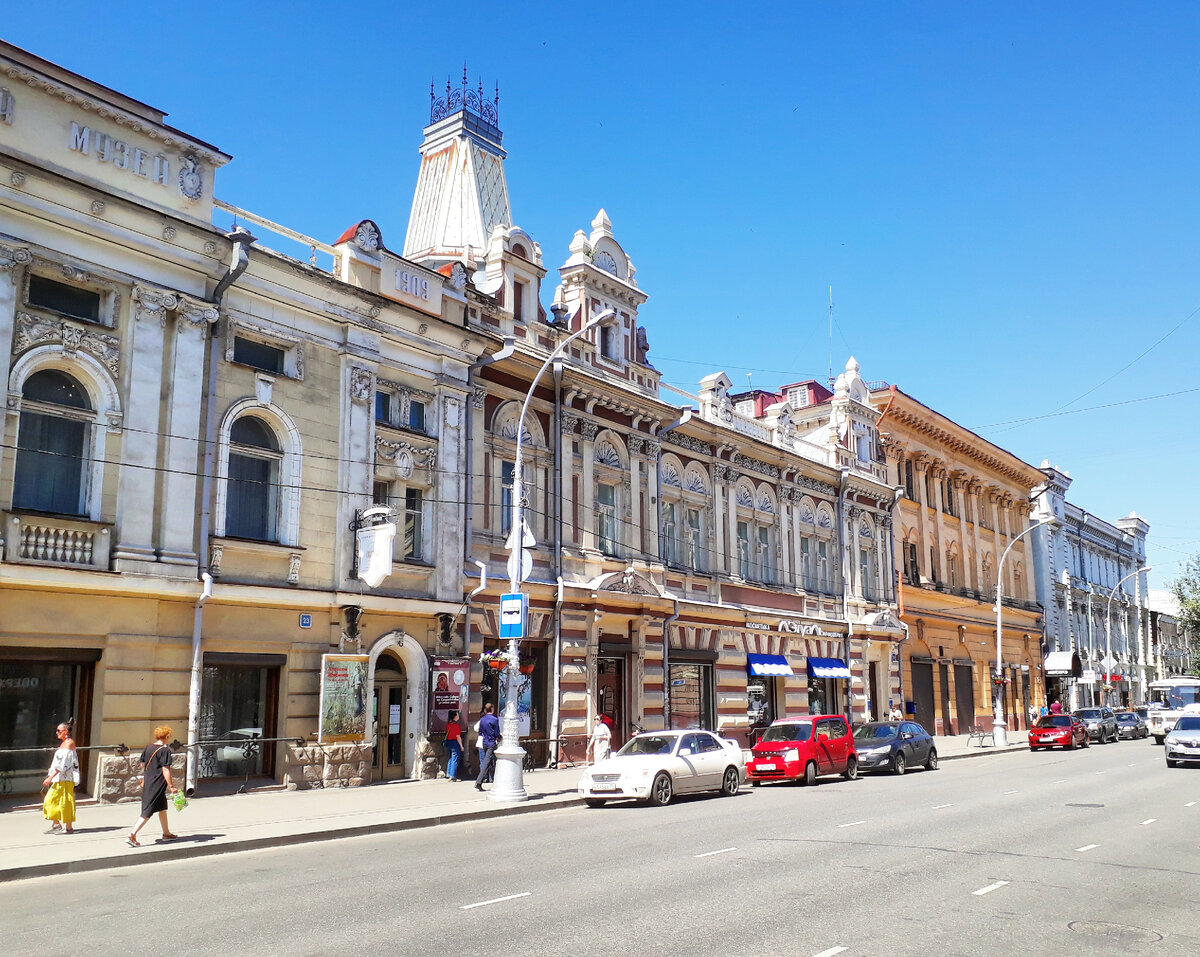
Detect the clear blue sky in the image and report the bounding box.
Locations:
[8,2,1199,591]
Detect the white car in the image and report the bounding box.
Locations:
[1164,715,1200,768]
[577,729,746,807]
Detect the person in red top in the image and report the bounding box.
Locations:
[445,710,464,781]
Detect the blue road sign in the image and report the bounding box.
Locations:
[499,593,527,640]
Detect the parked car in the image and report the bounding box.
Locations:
[1164,715,1200,768]
[577,730,745,807]
[1029,714,1089,750]
[1073,708,1118,743]
[746,715,858,786]
[852,721,937,774]
[1114,711,1149,740]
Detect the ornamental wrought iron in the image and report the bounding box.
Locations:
[430,69,500,126]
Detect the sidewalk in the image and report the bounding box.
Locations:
[0,731,1027,884]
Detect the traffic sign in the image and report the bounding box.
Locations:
[507,548,533,584]
[499,593,527,640]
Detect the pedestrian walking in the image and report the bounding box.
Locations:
[445,709,464,781]
[587,714,612,764]
[42,721,79,835]
[127,725,178,847]
[474,703,500,791]
[1028,702,1039,727]
[1050,699,1063,715]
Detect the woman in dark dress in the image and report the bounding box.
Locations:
[126,725,178,847]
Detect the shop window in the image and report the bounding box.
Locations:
[0,654,92,796]
[226,415,281,541]
[668,662,715,730]
[747,675,777,739]
[13,370,91,516]
[199,656,280,779]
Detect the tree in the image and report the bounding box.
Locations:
[1170,556,1200,674]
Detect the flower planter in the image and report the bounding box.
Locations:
[487,659,507,671]
[519,663,535,675]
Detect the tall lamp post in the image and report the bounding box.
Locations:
[1105,565,1151,710]
[993,517,1056,747]
[489,306,615,803]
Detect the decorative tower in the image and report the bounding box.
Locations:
[403,70,511,271]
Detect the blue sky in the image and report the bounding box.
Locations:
[7,2,1199,591]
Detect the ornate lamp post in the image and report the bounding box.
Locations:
[1105,565,1151,709]
[488,306,614,803]
[993,517,1056,747]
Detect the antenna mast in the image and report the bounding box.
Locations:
[827,285,834,390]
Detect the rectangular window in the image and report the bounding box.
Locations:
[758,525,773,582]
[600,324,620,361]
[859,547,872,600]
[787,386,808,409]
[199,660,278,779]
[227,453,278,541]
[512,280,525,323]
[801,536,813,590]
[737,521,751,579]
[373,481,391,506]
[597,483,618,554]
[232,336,285,375]
[662,502,677,565]
[500,461,515,537]
[403,488,423,560]
[408,399,426,433]
[668,662,715,731]
[28,275,101,323]
[14,411,87,515]
[374,391,390,424]
[817,540,830,592]
[904,460,915,499]
[686,507,703,571]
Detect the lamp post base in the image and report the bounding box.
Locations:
[487,743,529,803]
[992,717,1009,748]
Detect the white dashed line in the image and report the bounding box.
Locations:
[812,948,848,957]
[1004,790,1018,795]
[1140,819,1156,826]
[1053,779,1066,784]
[1186,802,1196,808]
[972,881,1010,896]
[1076,844,1099,852]
[461,892,532,910]
[1096,770,1107,775]
[695,847,736,858]
[1128,763,1137,767]
[933,803,954,809]
[837,821,865,828]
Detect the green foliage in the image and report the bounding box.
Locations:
[1171,555,1200,652]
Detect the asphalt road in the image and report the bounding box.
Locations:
[3,739,1197,957]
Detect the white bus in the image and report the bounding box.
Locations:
[1146,677,1200,744]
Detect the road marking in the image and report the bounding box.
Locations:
[1053,779,1066,784]
[972,881,1010,896]
[837,820,865,828]
[1076,844,1099,852]
[1140,819,1156,826]
[933,803,954,809]
[1128,763,1137,767]
[695,847,736,858]
[1186,802,1196,808]
[461,892,532,910]
[812,949,848,957]
[1004,790,1018,795]
[1096,771,1107,775]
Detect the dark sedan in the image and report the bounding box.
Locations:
[1115,711,1149,740]
[852,721,937,775]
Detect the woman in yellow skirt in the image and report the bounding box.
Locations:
[42,722,79,834]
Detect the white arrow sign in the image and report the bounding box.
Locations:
[507,548,533,584]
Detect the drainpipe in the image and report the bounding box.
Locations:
[548,353,568,767]
[662,599,681,730]
[549,576,565,765]
[464,338,516,572]
[186,227,255,795]
[463,560,488,658]
[837,468,852,718]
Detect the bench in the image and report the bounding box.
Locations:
[967,724,995,747]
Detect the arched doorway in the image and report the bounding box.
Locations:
[373,654,407,781]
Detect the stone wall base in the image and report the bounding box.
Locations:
[282,743,372,790]
[97,752,188,805]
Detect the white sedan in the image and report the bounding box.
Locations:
[577,729,746,807]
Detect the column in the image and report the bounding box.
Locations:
[931,465,948,584]
[159,296,218,567]
[580,420,598,551]
[0,243,30,403]
[628,436,643,555]
[711,465,727,576]
[113,284,176,566]
[849,505,862,599]
[913,457,931,584]
[645,440,661,560]
[726,469,740,576]
[560,411,578,548]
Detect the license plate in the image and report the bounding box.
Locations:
[757,763,778,770]
[591,783,619,792]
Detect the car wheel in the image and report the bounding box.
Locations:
[584,798,607,808]
[843,755,858,781]
[720,766,741,797]
[801,761,817,786]
[648,772,673,807]
[1081,735,1089,748]
[925,749,938,771]
[892,752,906,775]
[1067,736,1077,750]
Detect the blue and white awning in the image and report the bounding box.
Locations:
[807,656,851,679]
[747,653,795,677]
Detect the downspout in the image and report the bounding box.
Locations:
[187,227,254,795]
[654,409,691,732]
[463,560,487,659]
[549,356,566,766]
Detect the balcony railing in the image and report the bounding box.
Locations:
[3,512,112,570]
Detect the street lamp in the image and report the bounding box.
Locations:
[489,306,615,803]
[1105,565,1151,709]
[993,517,1056,747]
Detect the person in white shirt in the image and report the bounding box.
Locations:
[42,722,79,835]
[587,715,612,764]
[889,703,903,722]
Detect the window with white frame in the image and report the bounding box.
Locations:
[373,479,429,563]
[817,540,831,593]
[597,482,618,555]
[800,535,814,591]
[226,323,304,380]
[662,501,678,565]
[375,383,431,435]
[786,386,809,409]
[686,506,704,571]
[737,520,751,579]
[599,322,620,362]
[226,415,282,541]
[13,369,92,516]
[500,460,515,537]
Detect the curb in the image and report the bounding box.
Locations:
[0,790,583,884]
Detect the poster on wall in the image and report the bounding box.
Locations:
[319,654,369,743]
[499,671,533,737]
[429,658,470,734]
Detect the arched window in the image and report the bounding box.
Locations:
[14,369,92,515]
[226,415,282,541]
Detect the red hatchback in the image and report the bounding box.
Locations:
[1029,714,1089,750]
[746,715,858,785]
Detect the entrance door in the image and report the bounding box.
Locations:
[911,662,935,735]
[597,658,626,747]
[868,662,881,722]
[939,663,953,735]
[373,680,407,781]
[955,664,976,732]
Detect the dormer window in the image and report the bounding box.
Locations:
[786,386,809,409]
[512,279,526,323]
[599,322,620,362]
[736,400,755,417]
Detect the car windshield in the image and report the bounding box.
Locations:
[854,724,898,740]
[760,723,812,743]
[1036,716,1071,728]
[1116,714,1137,723]
[617,735,677,756]
[1174,717,1200,732]
[1149,685,1200,709]
[1076,709,1101,720]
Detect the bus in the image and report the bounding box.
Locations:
[1146,677,1200,744]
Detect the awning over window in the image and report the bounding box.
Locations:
[746,653,795,677]
[1043,650,1082,678]
[807,656,851,679]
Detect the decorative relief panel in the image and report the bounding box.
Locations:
[732,452,779,479]
[661,461,682,488]
[595,440,622,469]
[350,367,374,404]
[13,311,121,375]
[375,437,437,480]
[662,431,713,456]
[0,243,32,276]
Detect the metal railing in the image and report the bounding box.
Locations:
[192,734,307,795]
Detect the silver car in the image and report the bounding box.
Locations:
[1164,715,1200,768]
[1073,708,1118,744]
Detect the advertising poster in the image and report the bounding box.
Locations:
[499,671,533,737]
[430,658,470,734]
[319,654,369,742]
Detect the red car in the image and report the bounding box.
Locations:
[1029,714,1089,750]
[746,715,858,785]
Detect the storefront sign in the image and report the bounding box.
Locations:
[1079,670,1097,685]
[318,654,369,743]
[429,658,470,734]
[777,619,841,638]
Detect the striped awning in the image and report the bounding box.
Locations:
[807,656,851,679]
[747,653,795,677]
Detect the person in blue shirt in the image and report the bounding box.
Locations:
[475,702,500,791]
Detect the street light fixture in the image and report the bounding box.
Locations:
[1105,565,1151,710]
[993,517,1056,747]
[488,306,616,803]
